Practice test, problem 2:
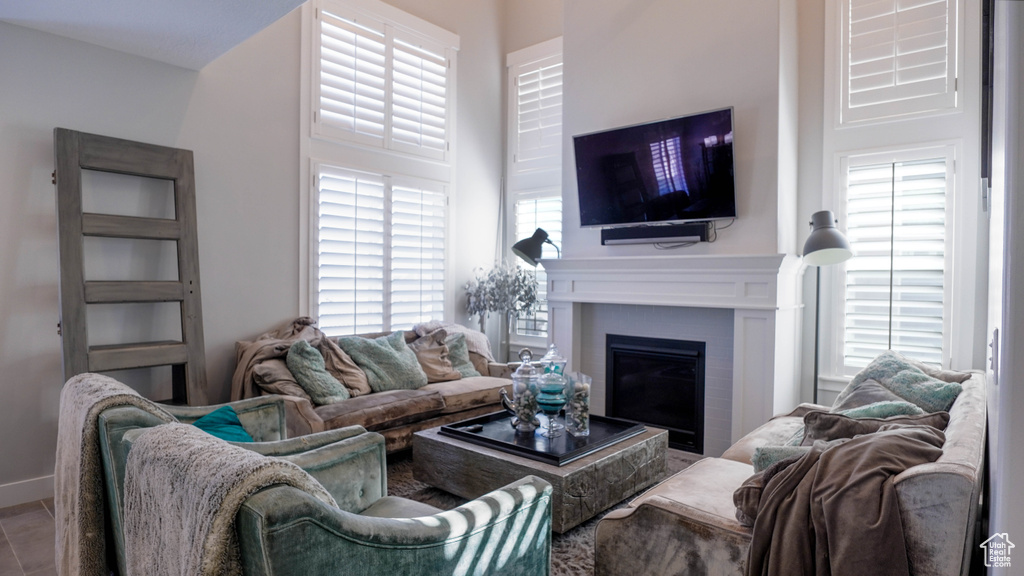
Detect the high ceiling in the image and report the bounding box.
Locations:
[0,0,306,70]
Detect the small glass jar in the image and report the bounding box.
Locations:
[508,349,540,433]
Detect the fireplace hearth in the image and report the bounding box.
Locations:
[605,334,705,453]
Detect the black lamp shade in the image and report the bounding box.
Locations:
[512,228,549,266]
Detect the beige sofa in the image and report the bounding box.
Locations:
[595,369,987,576]
[232,320,514,452]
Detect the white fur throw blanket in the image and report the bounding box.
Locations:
[123,423,337,576]
[55,373,175,576]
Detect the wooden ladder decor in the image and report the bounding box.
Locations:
[53,128,208,405]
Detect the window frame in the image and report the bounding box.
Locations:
[818,0,981,395]
[505,38,563,349]
[300,0,459,329]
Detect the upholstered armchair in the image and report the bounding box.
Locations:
[96,395,553,576]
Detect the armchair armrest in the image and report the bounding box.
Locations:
[237,475,552,576]
[275,394,326,438]
[161,396,288,442]
[487,362,514,379]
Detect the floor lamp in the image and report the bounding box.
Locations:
[803,210,853,404]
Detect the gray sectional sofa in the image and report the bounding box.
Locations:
[595,353,987,576]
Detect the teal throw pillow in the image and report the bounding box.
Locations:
[444,332,481,378]
[192,406,254,442]
[836,400,924,419]
[287,340,351,405]
[751,445,810,473]
[834,350,963,413]
[337,331,428,392]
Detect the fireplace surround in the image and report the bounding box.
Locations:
[542,254,803,453]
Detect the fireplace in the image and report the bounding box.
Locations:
[605,334,705,453]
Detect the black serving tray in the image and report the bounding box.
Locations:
[438,412,646,466]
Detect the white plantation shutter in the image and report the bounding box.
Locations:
[842,153,951,370]
[512,52,563,174]
[317,9,387,144]
[391,34,449,158]
[514,195,562,337]
[841,0,957,123]
[317,166,386,335]
[390,182,446,329]
[314,1,456,160]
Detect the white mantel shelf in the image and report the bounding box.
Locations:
[541,254,803,311]
[541,253,806,448]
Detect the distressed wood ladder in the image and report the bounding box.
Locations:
[53,128,207,404]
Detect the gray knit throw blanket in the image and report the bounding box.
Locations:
[123,423,337,576]
[55,373,175,576]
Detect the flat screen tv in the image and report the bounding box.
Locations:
[573,107,737,228]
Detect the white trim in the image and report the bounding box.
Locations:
[0,475,52,509]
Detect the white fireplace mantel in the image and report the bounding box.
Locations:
[541,253,805,445]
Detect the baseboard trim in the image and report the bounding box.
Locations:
[0,475,54,509]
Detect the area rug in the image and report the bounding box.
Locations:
[386,450,699,576]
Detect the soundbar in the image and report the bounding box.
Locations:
[601,222,710,245]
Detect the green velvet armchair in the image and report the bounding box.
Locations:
[97,396,553,576]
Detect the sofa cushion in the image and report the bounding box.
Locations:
[313,389,445,431]
[336,332,428,393]
[444,332,481,378]
[287,340,350,405]
[408,329,463,383]
[801,410,950,445]
[252,358,312,402]
[420,376,510,414]
[630,457,754,533]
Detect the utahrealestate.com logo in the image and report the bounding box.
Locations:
[980,533,1015,568]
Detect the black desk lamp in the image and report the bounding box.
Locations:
[512,228,560,266]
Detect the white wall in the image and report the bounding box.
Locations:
[561,0,786,259]
[0,0,507,506]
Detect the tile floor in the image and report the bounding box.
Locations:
[0,499,55,576]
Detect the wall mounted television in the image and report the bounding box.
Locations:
[573,107,737,228]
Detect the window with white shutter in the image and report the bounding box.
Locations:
[316,165,447,336]
[514,194,562,337]
[839,148,953,373]
[506,39,563,342]
[841,0,958,124]
[509,39,563,178]
[314,0,457,160]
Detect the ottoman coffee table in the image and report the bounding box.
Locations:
[412,413,668,533]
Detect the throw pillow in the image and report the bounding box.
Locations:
[830,378,908,412]
[834,350,963,413]
[191,406,254,442]
[836,400,924,419]
[800,409,950,446]
[751,445,810,473]
[444,332,481,378]
[287,340,351,405]
[318,337,372,397]
[408,329,463,383]
[252,358,313,402]
[337,331,429,393]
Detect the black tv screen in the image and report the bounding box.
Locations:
[574,107,737,228]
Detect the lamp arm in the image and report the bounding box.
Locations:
[544,239,561,258]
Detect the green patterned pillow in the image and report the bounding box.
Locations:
[751,445,811,473]
[287,340,350,405]
[337,331,428,392]
[444,332,481,378]
[835,350,963,413]
[836,400,924,419]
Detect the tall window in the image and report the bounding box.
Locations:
[821,0,978,385]
[841,150,952,372]
[507,38,563,343]
[307,0,458,335]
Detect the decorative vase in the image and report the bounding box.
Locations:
[565,372,591,437]
[537,371,567,437]
[502,348,540,433]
